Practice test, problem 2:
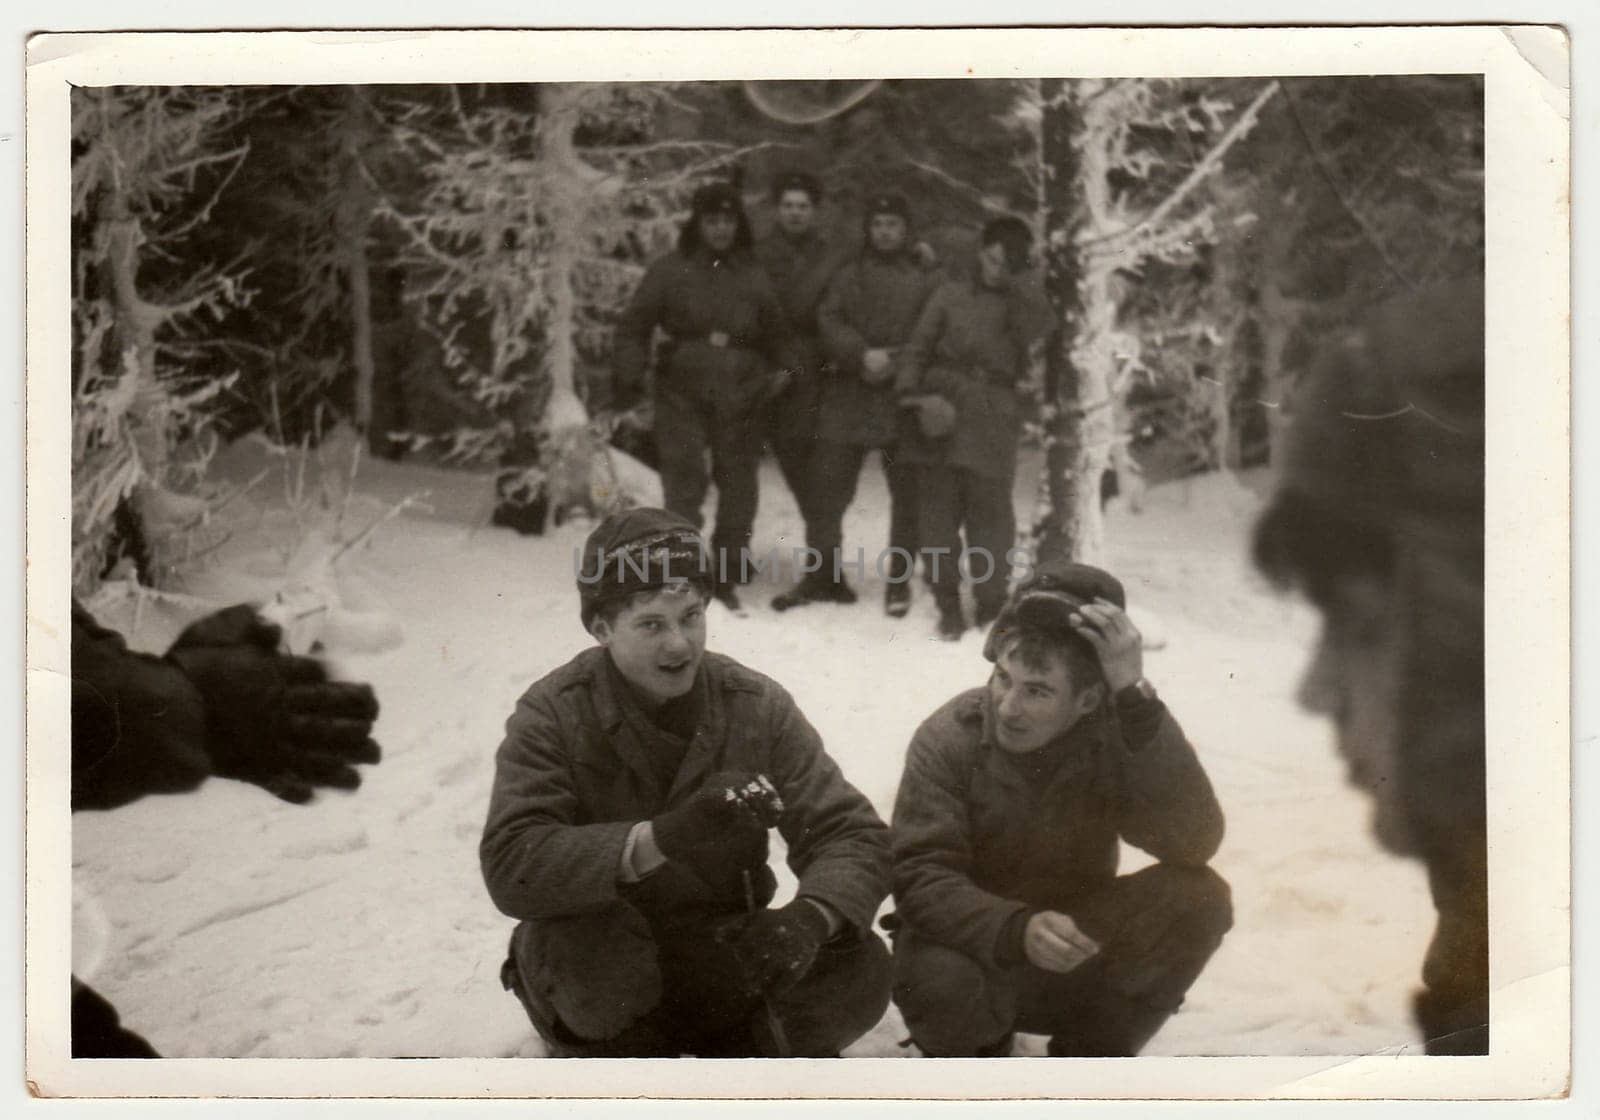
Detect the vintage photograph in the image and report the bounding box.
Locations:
[25,26,1570,1100]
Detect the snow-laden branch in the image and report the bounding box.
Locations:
[1080,80,1279,250]
[902,157,1034,224]
[1280,83,1418,294]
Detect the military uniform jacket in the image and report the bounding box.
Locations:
[753,231,847,441]
[890,688,1224,971]
[611,248,793,420]
[817,251,941,448]
[481,646,891,933]
[896,275,1053,479]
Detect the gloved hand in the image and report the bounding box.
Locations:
[652,771,782,891]
[901,393,958,439]
[164,605,381,804]
[721,898,831,998]
[861,348,896,386]
[761,367,795,406]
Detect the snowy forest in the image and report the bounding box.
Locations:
[69,76,1486,1060]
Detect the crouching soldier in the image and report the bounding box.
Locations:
[481,508,893,1057]
[887,561,1232,1057]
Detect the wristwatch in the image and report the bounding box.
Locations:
[1115,677,1158,706]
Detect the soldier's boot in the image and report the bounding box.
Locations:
[884,581,912,618]
[712,580,744,613]
[883,550,914,618]
[772,570,857,612]
[974,596,1006,630]
[771,572,822,612]
[816,573,858,604]
[911,1031,1014,1058]
[935,596,966,642]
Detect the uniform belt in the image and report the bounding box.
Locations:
[672,329,754,351]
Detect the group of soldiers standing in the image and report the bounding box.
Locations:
[609,172,1053,638]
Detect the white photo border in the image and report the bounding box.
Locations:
[23,24,1571,1101]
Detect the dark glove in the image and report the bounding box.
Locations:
[721,899,831,997]
[652,771,779,892]
[165,605,381,804]
[901,393,957,439]
[761,367,795,406]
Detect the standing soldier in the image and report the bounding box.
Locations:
[753,172,844,540]
[1252,279,1487,1054]
[772,191,939,615]
[482,508,894,1057]
[896,217,1054,640]
[611,182,794,610]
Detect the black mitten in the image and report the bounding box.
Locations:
[166,605,381,803]
[652,771,781,894]
[722,899,831,997]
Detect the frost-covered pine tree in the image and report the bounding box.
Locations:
[70,85,256,593]
[377,83,749,527]
[1019,78,1279,565]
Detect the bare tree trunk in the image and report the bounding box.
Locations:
[336,88,379,443]
[538,84,589,433]
[1030,78,1097,567]
[1258,277,1297,465]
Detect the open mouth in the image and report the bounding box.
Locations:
[658,661,692,675]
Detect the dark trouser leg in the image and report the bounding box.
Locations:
[72,978,159,1058]
[773,433,818,528]
[511,912,890,1058]
[892,930,1020,1057]
[502,952,677,1058]
[655,388,712,530]
[893,865,1232,1058]
[807,441,868,563]
[708,413,763,581]
[962,469,1018,621]
[1024,865,1234,1056]
[917,465,965,612]
[882,446,920,562]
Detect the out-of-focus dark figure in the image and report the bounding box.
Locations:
[1253,277,1487,1054]
[70,600,382,1056]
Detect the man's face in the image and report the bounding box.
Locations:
[868,213,908,255]
[775,189,816,238]
[593,584,708,707]
[699,212,739,254]
[988,644,1099,754]
[977,239,1010,287]
[1297,574,1413,854]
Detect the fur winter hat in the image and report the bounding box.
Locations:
[981,560,1127,662]
[981,216,1035,274]
[578,508,711,632]
[690,181,744,219]
[865,191,911,223]
[771,171,823,204]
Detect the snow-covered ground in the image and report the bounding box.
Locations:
[71,440,1436,1058]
